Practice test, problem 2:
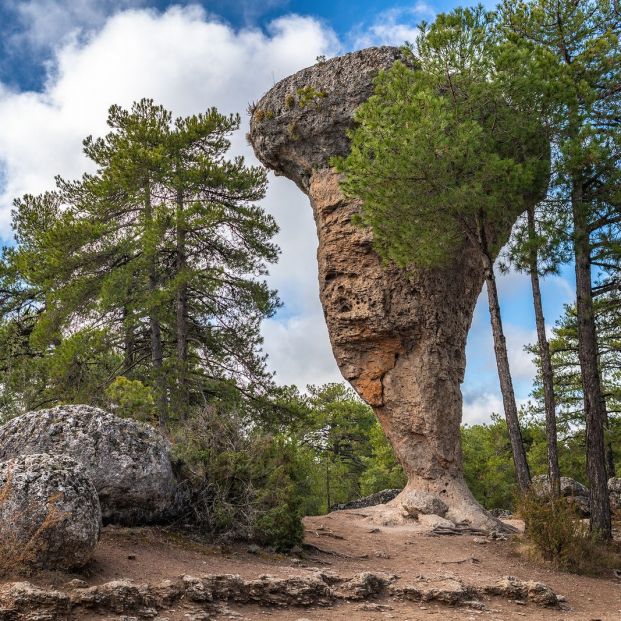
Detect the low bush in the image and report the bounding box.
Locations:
[172,405,305,552]
[516,490,618,573]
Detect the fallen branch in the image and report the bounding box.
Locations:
[440,556,480,565]
[431,526,488,536]
[307,529,345,540]
[302,542,369,559]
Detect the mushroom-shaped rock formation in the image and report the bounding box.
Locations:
[0,453,101,570]
[249,47,543,530]
[0,405,175,525]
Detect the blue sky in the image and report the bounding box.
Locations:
[0,0,576,423]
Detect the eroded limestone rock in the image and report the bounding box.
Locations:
[0,453,101,570]
[0,571,561,619]
[400,490,448,518]
[485,577,559,607]
[0,405,175,525]
[532,474,589,498]
[249,47,544,530]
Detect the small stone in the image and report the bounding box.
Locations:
[65,579,88,589]
[473,537,487,545]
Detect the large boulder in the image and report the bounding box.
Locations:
[532,474,591,517]
[532,474,589,498]
[0,405,176,525]
[0,453,100,570]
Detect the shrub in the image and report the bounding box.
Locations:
[172,405,304,551]
[105,376,156,422]
[516,490,613,573]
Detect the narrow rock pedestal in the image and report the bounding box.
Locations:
[249,47,541,530]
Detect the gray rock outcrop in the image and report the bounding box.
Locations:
[332,489,401,511]
[532,474,591,516]
[0,453,100,570]
[0,571,561,619]
[249,47,547,530]
[0,405,175,525]
[532,474,589,498]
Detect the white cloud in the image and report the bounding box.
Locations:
[0,6,338,232]
[463,391,530,426]
[5,0,147,50]
[349,2,435,49]
[261,311,341,388]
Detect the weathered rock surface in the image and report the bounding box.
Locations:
[532,474,589,498]
[400,490,448,518]
[332,489,401,511]
[532,475,591,516]
[0,405,175,525]
[0,453,101,570]
[0,571,561,619]
[484,576,559,607]
[249,47,545,530]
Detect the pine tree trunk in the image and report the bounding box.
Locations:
[478,221,531,491]
[572,181,612,538]
[122,305,135,374]
[144,182,168,429]
[175,187,189,419]
[527,206,561,496]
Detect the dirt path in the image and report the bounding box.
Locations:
[12,508,621,620]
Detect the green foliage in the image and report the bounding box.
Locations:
[296,86,327,109]
[0,99,279,423]
[516,490,602,572]
[527,299,621,474]
[360,421,407,495]
[462,415,519,509]
[334,7,548,269]
[251,437,305,551]
[105,376,156,422]
[293,383,404,513]
[173,405,305,551]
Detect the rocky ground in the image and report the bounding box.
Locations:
[2,507,620,621]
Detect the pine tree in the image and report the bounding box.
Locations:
[1,100,279,427]
[505,202,572,495]
[500,0,621,538]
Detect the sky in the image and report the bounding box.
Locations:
[0,0,577,424]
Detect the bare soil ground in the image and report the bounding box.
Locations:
[12,508,621,621]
